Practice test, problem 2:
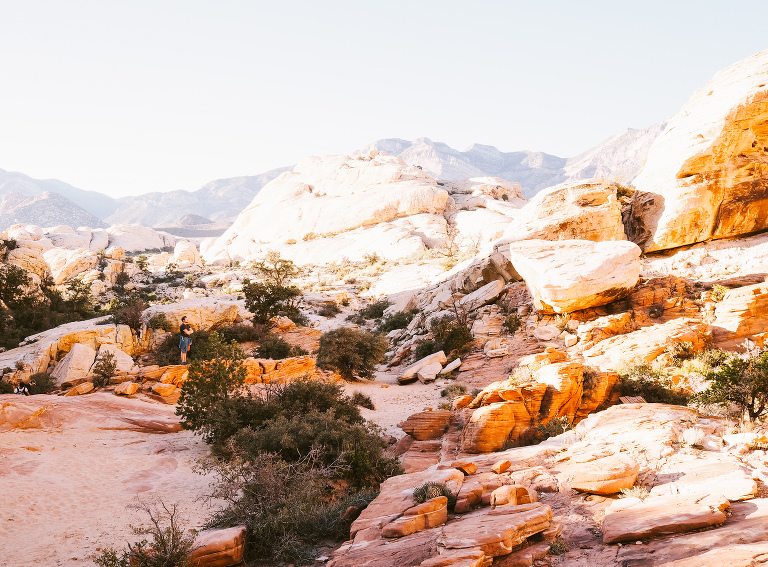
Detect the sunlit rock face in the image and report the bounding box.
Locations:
[627,49,768,253]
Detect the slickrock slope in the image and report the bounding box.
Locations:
[0,394,218,567]
[628,48,768,252]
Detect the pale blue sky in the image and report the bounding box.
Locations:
[1,1,766,197]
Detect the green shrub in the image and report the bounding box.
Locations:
[503,313,521,334]
[154,330,245,366]
[318,303,342,317]
[202,451,379,564]
[114,271,130,292]
[413,482,455,508]
[255,334,308,359]
[441,383,467,400]
[243,280,302,328]
[619,363,689,405]
[413,316,474,361]
[536,416,574,439]
[666,341,695,364]
[413,339,441,361]
[349,391,375,410]
[91,351,117,388]
[148,312,173,332]
[358,299,390,320]
[377,309,418,333]
[317,327,388,381]
[250,250,301,286]
[112,300,148,331]
[694,348,768,420]
[217,322,267,344]
[0,380,13,394]
[28,372,57,395]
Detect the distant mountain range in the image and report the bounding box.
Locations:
[0,123,665,230]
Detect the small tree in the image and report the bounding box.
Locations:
[135,254,149,272]
[114,271,130,292]
[316,327,388,381]
[0,264,31,307]
[91,351,117,388]
[697,347,768,420]
[65,277,94,317]
[243,280,301,328]
[251,250,300,286]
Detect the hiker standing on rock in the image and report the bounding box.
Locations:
[179,315,193,365]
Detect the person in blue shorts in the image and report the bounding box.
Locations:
[179,315,193,364]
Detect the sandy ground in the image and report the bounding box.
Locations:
[0,394,222,567]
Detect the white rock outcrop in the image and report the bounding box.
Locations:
[627,49,768,252]
[502,239,642,314]
[106,224,177,252]
[51,343,97,385]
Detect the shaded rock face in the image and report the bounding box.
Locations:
[712,282,768,345]
[627,49,768,252]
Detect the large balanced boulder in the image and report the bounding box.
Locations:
[626,49,768,252]
[398,410,451,441]
[501,239,642,314]
[51,343,97,386]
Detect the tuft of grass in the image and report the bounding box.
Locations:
[710,284,729,302]
[548,535,568,555]
[349,391,375,410]
[619,486,651,501]
[679,427,706,448]
[441,383,467,400]
[413,482,455,508]
[503,313,521,334]
[536,416,573,439]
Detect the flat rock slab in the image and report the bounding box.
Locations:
[439,502,552,557]
[400,351,448,384]
[558,454,639,495]
[602,493,729,544]
[659,543,768,567]
[399,411,451,441]
[650,457,757,501]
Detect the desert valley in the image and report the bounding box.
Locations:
[2,43,768,567]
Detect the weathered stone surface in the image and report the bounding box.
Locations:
[532,325,560,341]
[489,485,537,508]
[558,454,639,495]
[712,282,768,344]
[460,279,504,311]
[204,152,449,264]
[173,240,201,269]
[114,381,139,396]
[582,318,712,371]
[602,493,730,544]
[64,381,94,396]
[399,411,451,441]
[461,402,517,454]
[650,457,757,501]
[151,383,176,397]
[399,351,448,384]
[576,312,634,348]
[417,362,443,384]
[402,440,443,473]
[492,460,512,474]
[627,49,768,253]
[501,239,641,314]
[382,496,448,538]
[106,224,177,252]
[441,358,462,374]
[493,541,550,567]
[439,502,552,557]
[189,525,247,567]
[418,548,487,567]
[243,356,316,384]
[51,343,97,386]
[142,297,248,332]
[499,178,626,244]
[535,362,583,424]
[451,461,478,476]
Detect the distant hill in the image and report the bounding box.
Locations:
[0,191,107,230]
[104,167,293,227]
[361,124,665,198]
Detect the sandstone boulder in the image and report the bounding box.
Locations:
[459,279,504,311]
[399,410,451,441]
[399,351,448,384]
[501,239,641,314]
[602,493,730,544]
[382,496,448,538]
[712,282,768,345]
[558,454,639,495]
[499,178,626,244]
[417,362,443,383]
[114,382,139,396]
[151,383,176,397]
[91,344,136,375]
[51,343,97,386]
[142,297,248,332]
[64,381,94,396]
[107,224,177,252]
[189,525,247,567]
[627,49,768,253]
[173,240,201,268]
[43,247,99,284]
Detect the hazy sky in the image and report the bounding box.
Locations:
[1,1,767,198]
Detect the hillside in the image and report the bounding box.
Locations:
[0,190,107,230]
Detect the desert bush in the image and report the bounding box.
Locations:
[242,280,302,328]
[154,330,244,367]
[201,451,378,564]
[553,313,570,332]
[548,536,568,555]
[316,327,388,381]
[28,372,57,395]
[148,313,173,332]
[413,339,441,361]
[427,315,474,358]
[710,284,729,302]
[358,299,390,320]
[112,299,148,331]
[114,271,130,292]
[619,486,650,500]
[694,347,768,420]
[250,250,301,286]
[216,322,267,344]
[255,334,307,359]
[377,309,418,333]
[363,252,381,266]
[666,341,695,364]
[535,416,574,439]
[94,499,195,567]
[91,351,117,388]
[0,380,14,394]
[349,391,375,410]
[318,303,342,317]
[619,363,689,405]
[441,383,467,400]
[413,481,455,508]
[503,313,521,334]
[679,427,706,448]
